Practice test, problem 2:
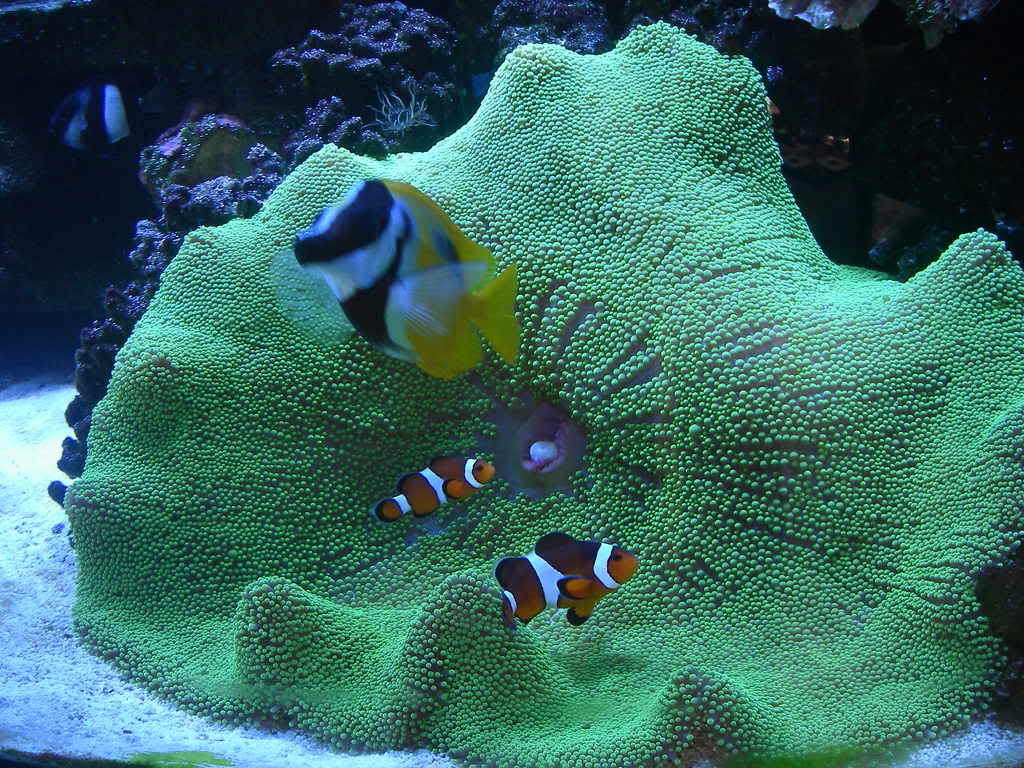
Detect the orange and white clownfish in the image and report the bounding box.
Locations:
[372,455,496,522]
[292,179,520,379]
[495,532,638,627]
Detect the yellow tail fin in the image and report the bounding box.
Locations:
[467,264,520,364]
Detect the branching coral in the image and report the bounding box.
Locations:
[66,23,1024,767]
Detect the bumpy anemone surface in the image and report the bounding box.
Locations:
[66,23,1024,768]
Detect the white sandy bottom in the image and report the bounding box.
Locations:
[0,377,1021,768]
[0,378,452,768]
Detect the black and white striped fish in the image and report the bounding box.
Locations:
[50,82,130,152]
[292,179,520,379]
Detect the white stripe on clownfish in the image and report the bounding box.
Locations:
[525,550,565,610]
[502,589,518,615]
[463,458,484,488]
[592,542,618,590]
[419,467,447,506]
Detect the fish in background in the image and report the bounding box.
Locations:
[293,179,520,379]
[50,82,130,152]
[372,455,496,522]
[495,532,638,627]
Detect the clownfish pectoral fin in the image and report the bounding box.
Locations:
[465,264,520,365]
[442,478,473,499]
[557,576,598,601]
[566,607,590,626]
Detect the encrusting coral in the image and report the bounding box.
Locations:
[65,23,1024,767]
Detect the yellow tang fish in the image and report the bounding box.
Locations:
[293,179,519,379]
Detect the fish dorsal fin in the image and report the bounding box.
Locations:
[382,179,495,272]
[428,455,464,478]
[557,575,598,601]
[534,531,577,561]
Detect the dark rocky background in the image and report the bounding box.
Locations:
[1,0,1022,725]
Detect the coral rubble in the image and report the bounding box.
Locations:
[269,1,460,157]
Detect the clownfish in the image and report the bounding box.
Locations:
[293,179,520,379]
[50,82,130,152]
[372,455,496,522]
[495,532,638,627]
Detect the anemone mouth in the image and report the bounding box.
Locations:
[519,407,570,474]
[522,439,559,473]
[491,399,586,499]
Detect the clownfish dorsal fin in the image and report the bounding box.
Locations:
[396,471,426,495]
[534,531,577,561]
[557,576,597,601]
[427,454,457,468]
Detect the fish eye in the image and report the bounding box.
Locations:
[612,553,622,560]
[474,461,483,471]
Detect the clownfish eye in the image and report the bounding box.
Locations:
[612,553,622,560]
[474,461,483,471]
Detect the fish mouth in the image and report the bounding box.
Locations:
[490,399,586,498]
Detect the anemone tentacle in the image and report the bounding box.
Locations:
[67,23,1024,767]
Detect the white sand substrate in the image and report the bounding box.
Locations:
[0,376,453,768]
[0,375,1021,768]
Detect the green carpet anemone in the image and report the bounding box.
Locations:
[65,22,1024,767]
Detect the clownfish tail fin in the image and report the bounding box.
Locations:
[466,264,520,365]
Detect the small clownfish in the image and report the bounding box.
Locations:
[372,456,496,522]
[293,179,520,380]
[495,532,638,628]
